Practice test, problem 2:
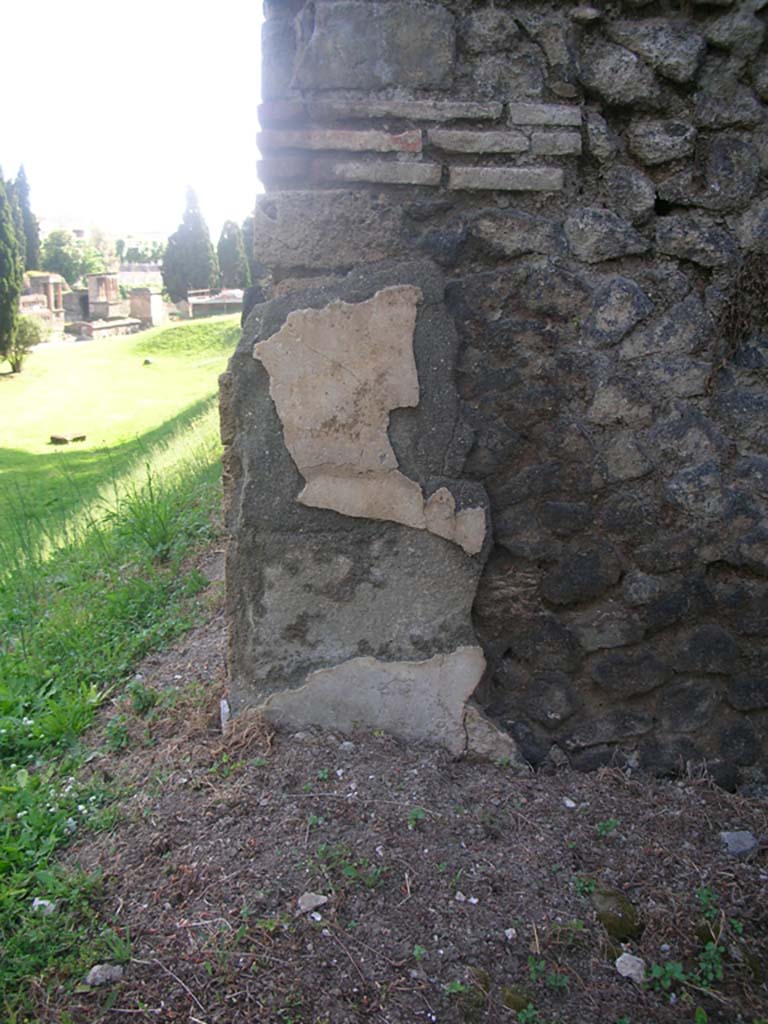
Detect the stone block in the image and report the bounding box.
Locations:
[259,129,422,154]
[293,1,455,91]
[507,102,582,126]
[586,112,618,161]
[720,721,760,765]
[603,432,654,481]
[250,191,405,271]
[469,210,566,258]
[579,39,661,106]
[565,711,653,750]
[591,649,671,697]
[694,75,762,129]
[531,131,582,156]
[310,98,504,123]
[660,679,719,733]
[542,541,622,606]
[522,671,579,729]
[449,166,563,192]
[607,19,706,83]
[675,625,739,675]
[705,5,765,58]
[475,52,545,100]
[621,293,709,359]
[584,276,654,346]
[461,8,519,53]
[262,16,296,100]
[569,603,645,651]
[622,571,665,607]
[728,673,768,710]
[656,215,738,268]
[330,161,441,187]
[602,165,656,223]
[427,129,528,153]
[565,207,649,263]
[627,119,697,166]
[257,156,310,187]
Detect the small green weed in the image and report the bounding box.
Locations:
[445,979,468,995]
[596,817,620,839]
[696,887,719,922]
[648,960,687,992]
[573,875,596,897]
[407,806,427,829]
[126,679,159,716]
[517,1004,540,1023]
[528,956,546,983]
[105,716,131,752]
[413,944,427,961]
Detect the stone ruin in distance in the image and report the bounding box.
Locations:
[219,0,768,785]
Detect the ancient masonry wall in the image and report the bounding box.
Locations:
[221,0,768,783]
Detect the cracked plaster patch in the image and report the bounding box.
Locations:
[258,646,522,762]
[253,285,486,555]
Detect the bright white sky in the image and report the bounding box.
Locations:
[2,0,263,243]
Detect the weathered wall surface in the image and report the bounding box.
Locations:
[223,0,768,783]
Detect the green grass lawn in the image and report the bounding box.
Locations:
[0,315,240,1011]
[0,316,239,547]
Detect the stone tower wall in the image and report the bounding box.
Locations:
[222,0,768,785]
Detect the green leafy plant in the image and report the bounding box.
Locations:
[596,817,620,839]
[444,979,467,995]
[528,956,546,983]
[407,806,426,829]
[127,679,158,716]
[517,1004,540,1023]
[648,960,687,992]
[573,875,596,897]
[412,944,427,962]
[696,887,719,923]
[695,942,725,988]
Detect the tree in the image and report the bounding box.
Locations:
[14,166,40,271]
[0,170,24,367]
[41,229,82,286]
[7,315,43,373]
[217,220,251,289]
[162,188,219,302]
[7,181,26,272]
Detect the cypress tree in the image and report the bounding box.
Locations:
[14,166,40,271]
[162,188,219,303]
[217,220,251,289]
[0,170,24,365]
[7,181,26,273]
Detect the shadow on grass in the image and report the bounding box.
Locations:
[0,393,221,543]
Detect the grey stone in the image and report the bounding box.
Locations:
[507,102,582,126]
[616,953,646,984]
[542,541,622,606]
[586,112,618,161]
[754,53,768,101]
[470,210,566,258]
[523,671,579,729]
[250,191,405,271]
[695,75,762,129]
[331,161,441,187]
[736,525,768,575]
[720,722,760,765]
[634,531,699,574]
[660,679,719,732]
[579,39,661,106]
[706,5,765,58]
[621,293,710,360]
[449,167,564,192]
[586,383,652,426]
[656,215,738,268]
[85,964,124,987]
[592,649,671,697]
[622,571,665,607]
[293,2,455,91]
[738,197,768,251]
[584,276,654,347]
[565,207,649,263]
[475,52,545,99]
[462,8,519,53]
[665,461,725,518]
[719,830,759,858]
[728,673,768,709]
[602,165,656,224]
[642,355,710,399]
[428,129,528,154]
[570,602,645,651]
[531,131,582,156]
[565,711,653,749]
[603,432,653,481]
[639,735,703,776]
[675,625,739,674]
[539,501,593,536]
[571,6,602,23]
[658,136,759,213]
[262,17,296,100]
[627,119,696,166]
[608,19,705,83]
[507,614,583,672]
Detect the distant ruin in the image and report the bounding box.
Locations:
[221,0,768,782]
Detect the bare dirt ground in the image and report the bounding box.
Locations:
[33,551,768,1024]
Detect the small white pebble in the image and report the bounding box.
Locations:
[455,891,466,902]
[504,928,517,941]
[563,797,577,809]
